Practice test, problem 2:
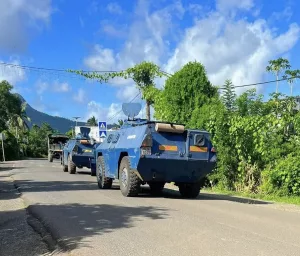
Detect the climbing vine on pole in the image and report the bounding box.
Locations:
[68,61,168,121]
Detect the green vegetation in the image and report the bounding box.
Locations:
[0,80,56,160]
[69,61,167,120]
[3,56,300,204]
[156,58,300,200]
[69,57,300,204]
[86,116,98,126]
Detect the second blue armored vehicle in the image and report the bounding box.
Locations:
[61,127,97,176]
[93,103,217,198]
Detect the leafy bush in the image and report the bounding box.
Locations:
[261,154,300,196]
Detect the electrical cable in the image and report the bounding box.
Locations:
[218,76,300,89]
[1,61,299,89]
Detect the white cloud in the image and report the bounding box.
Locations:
[85,100,147,124]
[85,101,123,124]
[0,0,53,53]
[36,80,48,95]
[164,16,300,94]
[34,79,71,94]
[106,2,122,15]
[101,23,127,38]
[73,88,86,103]
[53,81,71,92]
[0,58,26,85]
[83,0,185,94]
[216,0,254,14]
[84,45,116,71]
[270,6,293,22]
[116,85,140,101]
[83,0,300,108]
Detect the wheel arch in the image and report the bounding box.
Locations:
[117,152,129,179]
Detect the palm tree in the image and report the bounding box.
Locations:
[266,58,291,93]
[86,116,98,126]
[283,69,300,96]
[7,102,31,139]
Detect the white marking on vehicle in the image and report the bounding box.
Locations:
[127,135,136,139]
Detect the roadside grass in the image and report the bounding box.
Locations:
[202,187,300,206]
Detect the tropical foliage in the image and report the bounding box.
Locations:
[3,56,300,199]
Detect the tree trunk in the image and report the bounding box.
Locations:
[146,100,151,121]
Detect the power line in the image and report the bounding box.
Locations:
[218,76,300,90]
[0,62,122,73]
[1,61,299,90]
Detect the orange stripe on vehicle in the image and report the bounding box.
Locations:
[159,145,178,151]
[189,146,208,152]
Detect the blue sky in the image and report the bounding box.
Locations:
[0,0,300,124]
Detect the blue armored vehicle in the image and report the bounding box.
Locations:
[94,103,217,198]
[61,126,97,176]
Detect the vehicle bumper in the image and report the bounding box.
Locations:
[136,157,216,183]
[71,154,94,168]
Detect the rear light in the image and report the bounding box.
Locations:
[211,147,216,153]
[141,133,152,156]
[141,133,152,147]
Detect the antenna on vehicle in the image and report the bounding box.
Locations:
[122,103,142,121]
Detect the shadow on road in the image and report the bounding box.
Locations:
[14,180,99,192]
[137,187,272,205]
[24,203,169,252]
[0,166,25,172]
[11,178,271,205]
[0,180,21,200]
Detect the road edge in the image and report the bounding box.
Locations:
[11,174,66,255]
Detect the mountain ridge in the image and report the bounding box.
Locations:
[15,93,114,133]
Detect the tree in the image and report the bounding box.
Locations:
[154,61,218,125]
[68,61,166,121]
[283,69,300,96]
[7,102,31,139]
[266,57,291,93]
[221,79,236,111]
[0,80,24,131]
[27,123,54,157]
[66,128,74,138]
[87,116,98,126]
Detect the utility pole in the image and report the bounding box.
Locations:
[72,117,80,137]
[73,116,81,127]
[0,133,5,162]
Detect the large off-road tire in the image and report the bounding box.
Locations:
[178,182,201,198]
[90,167,96,177]
[148,182,165,196]
[119,156,141,197]
[62,156,68,172]
[96,156,112,189]
[68,154,76,174]
[48,152,53,162]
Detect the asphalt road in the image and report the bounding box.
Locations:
[3,159,300,256]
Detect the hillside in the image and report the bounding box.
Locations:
[15,94,114,133]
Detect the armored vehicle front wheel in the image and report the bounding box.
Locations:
[96,156,112,189]
[178,182,201,198]
[119,156,141,197]
[62,156,68,172]
[68,155,76,174]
